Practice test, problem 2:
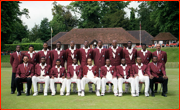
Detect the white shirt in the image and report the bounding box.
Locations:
[69,47,76,59]
[55,65,62,78]
[39,63,47,77]
[87,65,94,79]
[157,50,161,55]
[24,63,28,68]
[126,47,133,60]
[105,65,112,80]
[55,48,62,55]
[136,63,143,78]
[28,51,35,58]
[111,46,118,58]
[16,51,21,56]
[121,64,127,79]
[83,47,90,57]
[72,64,78,79]
[97,46,103,53]
[141,49,147,56]
[42,49,49,56]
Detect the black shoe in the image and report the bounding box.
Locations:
[162,93,167,97]
[151,93,155,97]
[26,92,30,96]
[17,92,21,96]
[154,90,157,93]
[11,91,15,94]
[21,90,24,93]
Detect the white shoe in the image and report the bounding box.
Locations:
[44,93,47,96]
[78,92,81,96]
[101,93,105,96]
[118,93,122,97]
[96,91,100,96]
[145,92,149,97]
[51,92,55,96]
[114,93,118,96]
[60,92,64,96]
[66,92,70,96]
[131,93,136,97]
[33,92,38,96]
[136,93,139,97]
[81,91,85,96]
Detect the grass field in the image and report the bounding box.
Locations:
[1,67,179,109]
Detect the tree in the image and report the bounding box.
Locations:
[149,1,179,38]
[129,8,139,30]
[29,24,41,42]
[39,18,51,42]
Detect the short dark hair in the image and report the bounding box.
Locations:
[87,58,92,61]
[56,41,61,44]
[98,40,103,43]
[23,55,29,59]
[142,43,146,46]
[106,59,110,61]
[73,58,77,60]
[29,45,34,48]
[121,58,126,61]
[43,42,48,45]
[127,41,132,43]
[56,59,61,62]
[41,56,46,59]
[153,56,158,59]
[84,40,89,43]
[136,57,141,59]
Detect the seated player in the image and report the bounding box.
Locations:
[100,59,118,96]
[147,56,168,97]
[81,58,101,96]
[15,56,34,96]
[50,59,67,96]
[32,57,51,96]
[116,58,136,97]
[66,58,82,96]
[132,57,149,97]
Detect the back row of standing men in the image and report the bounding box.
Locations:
[10,40,168,96]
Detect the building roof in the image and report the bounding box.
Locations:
[127,30,154,45]
[152,32,177,41]
[46,32,67,46]
[52,28,140,44]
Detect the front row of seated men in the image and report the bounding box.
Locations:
[15,55,168,97]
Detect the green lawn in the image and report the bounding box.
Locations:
[1,68,179,109]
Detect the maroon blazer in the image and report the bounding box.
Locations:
[16,63,34,79]
[37,50,51,66]
[10,52,24,73]
[147,62,166,77]
[93,48,108,69]
[50,66,66,78]
[24,52,38,66]
[123,48,137,66]
[116,65,133,79]
[34,64,51,76]
[67,65,82,78]
[65,48,79,68]
[79,48,93,68]
[108,47,123,66]
[51,49,66,67]
[152,51,167,67]
[100,66,116,78]
[132,64,148,76]
[82,65,99,77]
[137,50,152,65]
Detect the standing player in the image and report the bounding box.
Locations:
[10,45,24,94]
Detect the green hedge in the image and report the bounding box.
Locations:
[4,43,43,51]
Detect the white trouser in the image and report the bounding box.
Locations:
[50,78,67,94]
[81,77,101,91]
[101,78,117,94]
[135,76,149,93]
[118,77,135,94]
[67,78,81,93]
[32,76,50,93]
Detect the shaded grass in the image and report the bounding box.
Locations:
[1,68,179,109]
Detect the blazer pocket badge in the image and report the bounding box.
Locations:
[94,71,96,73]
[162,58,164,60]
[112,70,114,73]
[103,55,104,57]
[62,56,63,58]
[147,57,149,59]
[89,53,91,55]
[49,56,50,58]
[118,53,120,55]
[159,69,161,71]
[29,70,31,73]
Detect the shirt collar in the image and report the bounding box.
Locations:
[55,48,62,51]
[40,63,47,67]
[69,47,76,51]
[126,47,133,51]
[136,63,143,67]
[55,65,62,68]
[24,63,28,66]
[97,46,103,50]
[83,47,90,50]
[111,46,118,50]
[72,64,78,66]
[121,64,127,67]
[105,65,112,68]
[28,51,35,54]
[16,51,21,53]
[141,49,147,53]
[42,49,49,51]
[87,65,93,68]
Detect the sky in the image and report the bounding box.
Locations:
[19,1,141,30]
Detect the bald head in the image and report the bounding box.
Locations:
[70,41,75,48]
[112,40,117,48]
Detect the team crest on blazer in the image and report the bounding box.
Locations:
[47,71,48,73]
[89,53,91,55]
[76,54,77,56]
[159,69,161,71]
[103,55,104,57]
[62,56,63,58]
[147,57,149,59]
[112,70,114,73]
[78,70,79,72]
[34,59,36,61]
[49,56,50,58]
[118,53,120,55]
[162,58,164,60]
[94,71,96,73]
[29,70,31,73]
